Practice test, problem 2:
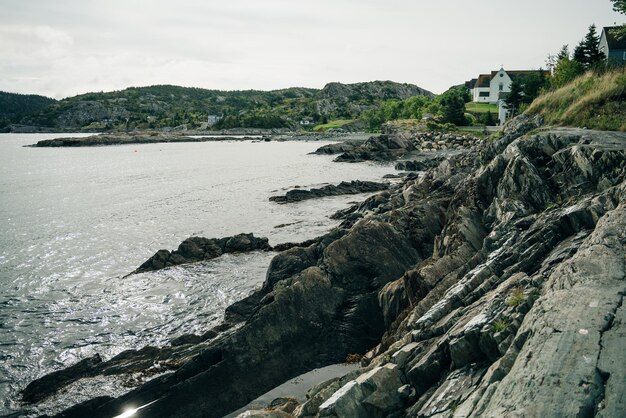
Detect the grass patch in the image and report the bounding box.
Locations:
[465,102,498,114]
[526,69,626,131]
[492,319,508,334]
[506,287,525,307]
[314,119,356,132]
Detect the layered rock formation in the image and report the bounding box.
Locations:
[313,129,481,163]
[22,116,626,418]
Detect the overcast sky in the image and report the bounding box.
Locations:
[1,0,623,98]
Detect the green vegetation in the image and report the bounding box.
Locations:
[313,119,356,132]
[547,24,614,91]
[439,88,469,126]
[0,92,57,130]
[573,25,605,70]
[611,1,626,38]
[359,86,473,131]
[506,287,526,307]
[492,319,508,334]
[465,103,498,114]
[465,103,499,126]
[524,4,625,130]
[504,70,550,117]
[1,81,432,131]
[526,70,626,131]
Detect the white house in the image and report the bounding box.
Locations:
[207,114,223,126]
[470,67,546,104]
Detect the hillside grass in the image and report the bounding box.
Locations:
[465,102,498,114]
[526,69,626,131]
[313,119,356,132]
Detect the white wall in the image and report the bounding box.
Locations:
[472,68,513,103]
[489,69,512,104]
[473,87,491,102]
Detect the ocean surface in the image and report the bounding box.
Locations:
[0,133,394,415]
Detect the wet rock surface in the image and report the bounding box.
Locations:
[22,116,626,418]
[269,180,389,203]
[131,233,272,274]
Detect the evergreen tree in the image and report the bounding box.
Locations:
[522,70,549,104]
[573,25,604,69]
[549,43,584,88]
[573,42,586,64]
[584,25,604,67]
[546,45,569,73]
[610,1,626,40]
[505,78,524,115]
[483,111,496,126]
[611,0,626,14]
[557,45,570,61]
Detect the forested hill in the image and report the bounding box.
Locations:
[2,81,433,131]
[0,92,57,129]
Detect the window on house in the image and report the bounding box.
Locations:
[479,91,490,97]
[500,73,504,77]
[623,51,626,60]
[499,83,504,91]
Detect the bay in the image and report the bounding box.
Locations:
[0,133,393,415]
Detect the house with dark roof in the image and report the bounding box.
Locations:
[471,67,547,104]
[599,26,626,64]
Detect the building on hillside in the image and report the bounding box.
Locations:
[207,114,223,126]
[465,78,478,90]
[470,67,548,104]
[599,26,626,65]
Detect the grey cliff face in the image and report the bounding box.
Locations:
[21,116,626,418]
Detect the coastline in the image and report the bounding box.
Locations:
[26,131,376,148]
[11,118,626,417]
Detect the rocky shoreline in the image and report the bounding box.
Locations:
[28,131,373,147]
[30,132,265,147]
[19,116,626,418]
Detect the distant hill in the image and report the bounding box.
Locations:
[3,81,433,131]
[0,92,57,130]
[316,81,433,119]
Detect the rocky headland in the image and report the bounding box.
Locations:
[30,132,265,147]
[20,115,626,418]
[29,131,373,147]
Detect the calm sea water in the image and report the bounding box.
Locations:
[0,133,394,415]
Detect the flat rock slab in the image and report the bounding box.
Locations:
[269,180,389,203]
